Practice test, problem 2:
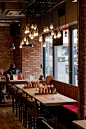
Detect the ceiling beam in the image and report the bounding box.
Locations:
[19,0,35,15]
[0,0,25,2]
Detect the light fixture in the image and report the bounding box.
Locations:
[51,30,54,35]
[10,42,15,50]
[19,44,22,48]
[57,30,61,38]
[24,26,29,34]
[39,34,42,42]
[9,36,15,50]
[54,32,57,39]
[29,31,31,37]
[34,29,38,36]
[26,38,29,45]
[50,10,54,30]
[30,32,34,39]
[46,25,49,32]
[21,40,24,45]
[43,26,46,32]
[43,40,46,47]
[50,22,53,30]
[43,14,47,33]
[31,24,34,29]
[34,22,37,30]
[24,36,26,42]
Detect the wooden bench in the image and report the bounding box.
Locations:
[50,79,78,129]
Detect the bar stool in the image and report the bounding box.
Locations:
[26,97,35,129]
[22,93,28,128]
[12,87,18,114]
[17,90,22,121]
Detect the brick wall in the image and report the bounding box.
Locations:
[0,26,21,73]
[78,0,86,119]
[20,18,42,79]
[13,36,21,71]
[0,26,13,72]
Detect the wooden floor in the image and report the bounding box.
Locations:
[0,106,26,129]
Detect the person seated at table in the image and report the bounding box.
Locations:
[4,63,21,75]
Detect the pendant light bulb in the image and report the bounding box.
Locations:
[54,32,57,39]
[57,30,61,38]
[29,31,31,37]
[27,23,29,27]
[31,24,34,29]
[24,27,27,34]
[31,34,34,39]
[19,44,22,48]
[24,36,26,42]
[34,23,37,30]
[26,27,29,33]
[43,26,46,32]
[43,41,46,47]
[50,22,53,30]
[46,25,49,32]
[21,40,24,45]
[39,35,42,42]
[35,29,38,36]
[33,31,36,37]
[26,39,29,45]
[51,30,54,36]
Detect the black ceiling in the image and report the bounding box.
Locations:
[20,0,65,18]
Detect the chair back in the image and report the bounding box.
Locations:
[31,101,38,120]
[46,76,54,85]
[37,117,53,129]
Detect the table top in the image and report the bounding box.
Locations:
[0,80,27,85]
[72,120,86,129]
[15,84,77,107]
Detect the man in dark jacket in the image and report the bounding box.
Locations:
[4,63,21,75]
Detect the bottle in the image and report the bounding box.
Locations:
[45,85,47,93]
[20,74,22,80]
[39,85,41,94]
[51,85,54,93]
[42,85,44,93]
[27,81,29,87]
[6,74,10,81]
[47,85,50,93]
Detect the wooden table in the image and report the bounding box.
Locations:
[15,84,78,128]
[72,120,86,129]
[0,80,27,85]
[0,80,27,105]
[15,84,77,107]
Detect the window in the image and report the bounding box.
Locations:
[45,36,53,77]
[42,25,78,86]
[54,29,69,83]
[72,29,78,86]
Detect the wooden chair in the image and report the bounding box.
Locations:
[37,117,54,129]
[46,76,54,85]
[22,94,28,128]
[31,101,57,129]
[26,98,35,129]
[11,87,17,114]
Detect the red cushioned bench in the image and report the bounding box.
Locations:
[50,79,78,114]
[49,79,78,128]
[62,103,78,114]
